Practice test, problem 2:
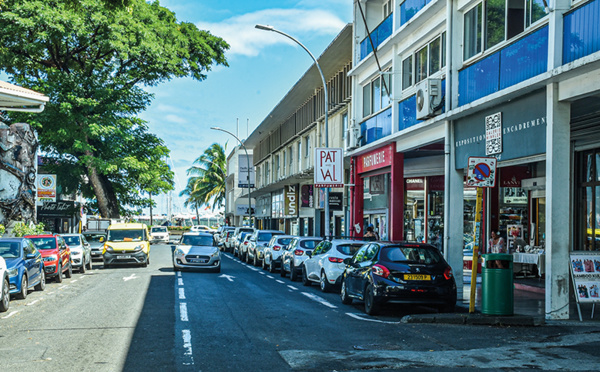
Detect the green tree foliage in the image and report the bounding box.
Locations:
[180,143,227,214]
[0,0,229,218]
[12,222,46,237]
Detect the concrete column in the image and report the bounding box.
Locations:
[351,159,364,237]
[545,82,571,320]
[445,120,465,298]
[389,151,404,241]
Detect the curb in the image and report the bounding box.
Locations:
[401,313,545,326]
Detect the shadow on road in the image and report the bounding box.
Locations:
[122,274,176,371]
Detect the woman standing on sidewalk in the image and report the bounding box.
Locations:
[488,231,506,254]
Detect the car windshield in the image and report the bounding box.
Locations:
[0,242,20,258]
[28,237,56,250]
[84,234,106,243]
[239,232,249,239]
[300,239,321,249]
[337,243,364,256]
[63,236,82,246]
[108,229,144,242]
[277,237,293,246]
[380,246,442,264]
[151,227,167,233]
[181,235,213,246]
[258,232,280,241]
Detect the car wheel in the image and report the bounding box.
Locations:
[35,270,46,291]
[1,277,10,312]
[261,257,267,270]
[280,263,287,277]
[289,263,298,281]
[86,255,92,270]
[364,284,379,316]
[301,266,311,286]
[80,261,86,274]
[16,275,28,300]
[253,254,258,267]
[65,263,73,279]
[213,266,221,273]
[320,271,332,293]
[268,259,277,274]
[340,278,352,305]
[56,263,64,283]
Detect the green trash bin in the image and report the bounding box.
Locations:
[481,253,514,315]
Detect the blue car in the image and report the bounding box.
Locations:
[0,238,46,300]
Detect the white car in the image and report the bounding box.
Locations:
[173,232,221,272]
[280,237,323,281]
[61,234,92,273]
[301,239,366,292]
[190,225,217,234]
[0,256,9,312]
[263,235,294,273]
[150,226,170,244]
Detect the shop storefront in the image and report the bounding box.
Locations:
[37,201,81,233]
[351,144,404,240]
[254,195,272,230]
[403,176,444,250]
[454,89,547,278]
[299,184,315,236]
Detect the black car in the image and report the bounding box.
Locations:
[340,242,456,315]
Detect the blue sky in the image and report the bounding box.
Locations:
[140,0,352,215]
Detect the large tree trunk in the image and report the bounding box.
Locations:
[195,204,200,224]
[85,150,120,218]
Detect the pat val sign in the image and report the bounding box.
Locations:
[454,90,547,169]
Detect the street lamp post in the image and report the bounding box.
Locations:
[211,127,253,226]
[255,24,331,238]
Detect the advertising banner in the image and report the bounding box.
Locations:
[238,154,255,188]
[284,185,298,217]
[314,148,343,188]
[570,253,600,304]
[37,174,57,203]
[301,185,314,208]
[329,192,343,211]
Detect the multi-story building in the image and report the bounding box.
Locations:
[348,0,600,319]
[245,24,352,237]
[225,144,255,227]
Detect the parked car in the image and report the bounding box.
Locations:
[216,226,235,245]
[280,236,323,281]
[0,237,45,300]
[83,231,107,262]
[236,233,253,261]
[231,227,255,255]
[62,233,92,273]
[247,229,284,267]
[223,230,236,252]
[102,223,151,268]
[26,234,73,283]
[263,235,294,273]
[190,225,217,235]
[173,232,221,272]
[150,225,170,244]
[0,256,9,312]
[339,242,457,315]
[302,239,366,292]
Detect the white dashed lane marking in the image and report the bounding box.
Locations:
[345,312,401,324]
[287,285,298,291]
[27,300,40,306]
[276,280,285,284]
[301,292,338,309]
[179,288,186,300]
[180,303,189,322]
[182,329,194,365]
[2,311,18,319]
[267,275,274,279]
[178,278,184,286]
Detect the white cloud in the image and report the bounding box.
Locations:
[165,114,188,124]
[197,8,346,57]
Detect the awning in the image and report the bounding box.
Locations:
[0,81,49,113]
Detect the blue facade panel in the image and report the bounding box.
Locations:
[359,14,393,61]
[360,107,392,146]
[564,0,600,63]
[398,95,421,131]
[458,53,500,106]
[400,0,432,27]
[500,27,548,90]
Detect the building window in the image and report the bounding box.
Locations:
[305,135,311,158]
[274,155,280,180]
[282,151,286,177]
[265,162,270,185]
[402,56,413,90]
[463,0,547,61]
[576,150,600,251]
[362,69,392,118]
[297,141,302,170]
[402,33,446,90]
[342,112,348,142]
[383,0,393,18]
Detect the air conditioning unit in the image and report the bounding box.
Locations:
[346,127,360,150]
[416,78,443,120]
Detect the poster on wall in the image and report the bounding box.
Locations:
[301,185,314,208]
[37,174,57,203]
[570,253,600,304]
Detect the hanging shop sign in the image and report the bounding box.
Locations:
[315,148,343,188]
[37,174,57,203]
[466,157,497,188]
[238,154,255,188]
[356,144,393,174]
[38,201,77,217]
[329,192,343,211]
[301,185,314,208]
[454,90,546,169]
[285,185,298,217]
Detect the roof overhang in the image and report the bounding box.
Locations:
[0,81,49,113]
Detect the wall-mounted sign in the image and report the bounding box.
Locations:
[238,154,255,188]
[356,144,393,174]
[329,192,343,211]
[301,185,314,208]
[38,201,77,216]
[235,204,255,216]
[285,185,298,217]
[37,174,57,203]
[315,148,344,188]
[485,112,502,155]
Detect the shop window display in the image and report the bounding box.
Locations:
[577,150,600,251]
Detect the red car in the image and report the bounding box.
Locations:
[25,235,72,283]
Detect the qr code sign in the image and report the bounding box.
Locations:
[485,112,502,155]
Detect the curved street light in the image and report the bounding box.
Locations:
[255,24,331,238]
[211,127,253,226]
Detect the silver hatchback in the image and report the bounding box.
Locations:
[280,236,322,281]
[173,233,221,272]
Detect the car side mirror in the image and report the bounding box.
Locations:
[343,257,352,265]
[306,251,312,258]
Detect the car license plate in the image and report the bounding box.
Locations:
[118,255,132,259]
[404,274,431,281]
[189,259,207,263]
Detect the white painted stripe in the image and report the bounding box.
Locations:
[301,292,338,309]
[182,329,194,365]
[178,288,186,300]
[287,285,298,291]
[58,285,68,289]
[2,311,18,319]
[27,300,40,306]
[178,278,184,286]
[276,280,285,284]
[267,275,274,279]
[71,279,78,283]
[177,271,182,277]
[46,292,54,295]
[258,271,265,275]
[180,303,189,322]
[249,267,259,271]
[345,312,401,324]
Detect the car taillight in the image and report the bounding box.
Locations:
[244,241,249,245]
[328,257,344,263]
[273,245,281,251]
[372,264,390,279]
[294,249,304,256]
[444,266,453,280]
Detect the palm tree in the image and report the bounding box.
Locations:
[180,143,227,219]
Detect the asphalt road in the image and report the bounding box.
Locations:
[1,244,599,371]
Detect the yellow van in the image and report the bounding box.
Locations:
[102,223,150,268]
